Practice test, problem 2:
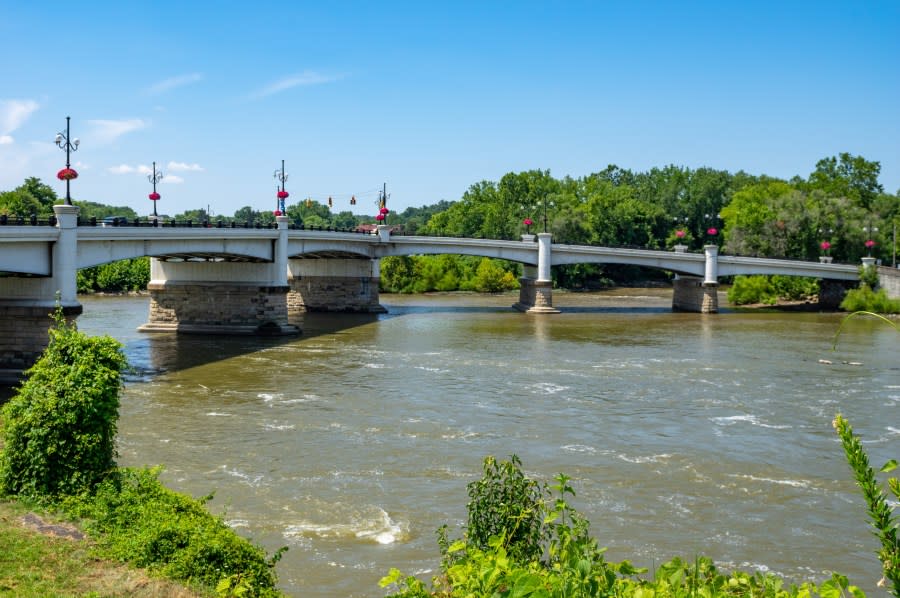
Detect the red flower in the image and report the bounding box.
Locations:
[675,229,686,238]
[707,227,718,236]
[277,190,289,199]
[273,209,283,216]
[375,213,385,222]
[865,239,876,248]
[148,192,161,201]
[523,218,533,226]
[379,207,389,215]
[57,168,78,181]
[820,241,831,251]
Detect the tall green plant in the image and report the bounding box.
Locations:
[0,307,127,497]
[833,414,900,596]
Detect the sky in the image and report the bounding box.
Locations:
[1,1,898,218]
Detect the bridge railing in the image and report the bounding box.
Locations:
[73,216,374,234]
[0,214,58,226]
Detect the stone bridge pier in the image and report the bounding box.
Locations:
[672,245,720,313]
[287,257,385,313]
[138,216,298,335]
[514,233,559,314]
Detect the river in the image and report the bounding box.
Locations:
[72,290,898,597]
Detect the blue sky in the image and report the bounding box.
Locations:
[1,1,897,218]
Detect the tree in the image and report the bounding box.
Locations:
[808,153,883,210]
[18,177,59,212]
[0,189,42,217]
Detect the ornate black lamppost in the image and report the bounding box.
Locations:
[54,116,80,205]
[705,213,721,243]
[274,160,289,216]
[863,223,878,257]
[148,161,164,219]
[375,182,389,224]
[541,195,555,233]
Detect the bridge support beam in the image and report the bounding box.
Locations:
[672,276,719,313]
[139,216,299,335]
[513,234,559,313]
[287,257,386,313]
[0,204,83,381]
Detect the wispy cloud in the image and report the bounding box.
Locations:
[251,71,343,99]
[108,164,137,174]
[109,163,154,175]
[164,175,185,184]
[0,99,40,141]
[145,73,203,95]
[88,119,148,144]
[167,161,204,172]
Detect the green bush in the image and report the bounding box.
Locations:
[834,414,899,597]
[0,309,127,497]
[840,285,900,314]
[728,275,819,306]
[60,467,283,597]
[77,258,150,293]
[382,455,862,598]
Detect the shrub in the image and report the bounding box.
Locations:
[728,275,818,306]
[840,285,900,314]
[0,308,127,497]
[834,414,899,597]
[60,467,283,597]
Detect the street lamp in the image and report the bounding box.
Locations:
[863,223,878,257]
[274,160,289,216]
[705,213,721,243]
[54,116,80,205]
[541,196,555,233]
[148,161,163,219]
[375,182,389,224]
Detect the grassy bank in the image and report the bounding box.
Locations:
[0,498,202,597]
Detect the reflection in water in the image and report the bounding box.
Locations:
[70,292,898,598]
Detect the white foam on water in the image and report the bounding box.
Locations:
[219,465,265,488]
[562,444,597,454]
[226,519,250,529]
[617,453,672,464]
[532,382,570,395]
[364,363,385,369]
[710,414,791,429]
[206,411,232,417]
[729,474,811,489]
[262,422,295,431]
[283,508,408,545]
[887,426,900,435]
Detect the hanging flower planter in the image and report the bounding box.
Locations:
[148,192,161,201]
[375,213,385,222]
[706,227,718,236]
[820,240,831,252]
[379,207,389,215]
[277,190,289,199]
[57,168,78,181]
[675,229,686,239]
[273,209,283,216]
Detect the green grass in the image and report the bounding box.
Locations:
[0,499,204,597]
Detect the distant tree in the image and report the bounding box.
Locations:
[19,177,58,212]
[0,189,42,217]
[808,153,883,210]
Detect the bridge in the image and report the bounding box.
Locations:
[0,204,865,377]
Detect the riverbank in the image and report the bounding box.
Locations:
[0,499,203,597]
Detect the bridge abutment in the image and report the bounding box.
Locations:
[287,258,386,313]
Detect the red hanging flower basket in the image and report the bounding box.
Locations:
[273,209,283,216]
[865,239,876,248]
[277,190,289,199]
[523,218,533,227]
[148,192,161,201]
[707,227,718,236]
[820,241,831,251]
[379,207,389,215]
[675,229,686,239]
[375,213,385,222]
[57,168,78,181]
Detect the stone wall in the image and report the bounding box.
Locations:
[288,276,384,312]
[0,303,82,382]
[287,258,384,313]
[878,266,900,299]
[672,277,718,313]
[140,282,297,335]
[512,278,558,313]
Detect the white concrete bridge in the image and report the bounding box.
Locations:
[0,204,863,376]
